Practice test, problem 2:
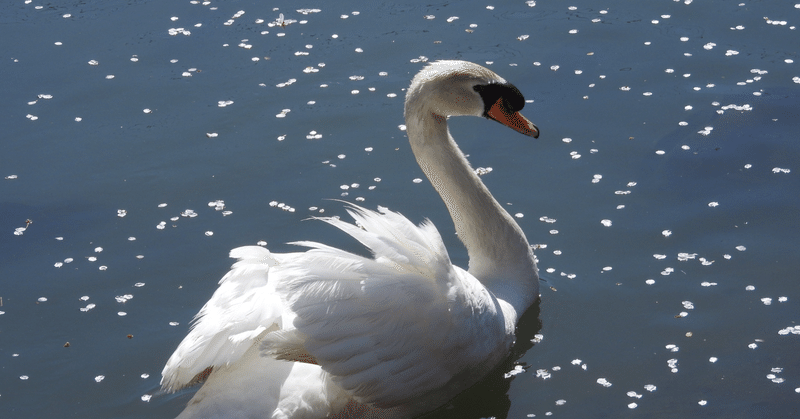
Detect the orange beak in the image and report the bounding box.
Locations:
[486,98,539,138]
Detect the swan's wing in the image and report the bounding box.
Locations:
[265,205,510,408]
[161,246,294,391]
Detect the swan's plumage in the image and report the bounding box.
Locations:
[162,60,540,418]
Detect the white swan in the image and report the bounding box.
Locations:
[161,60,540,419]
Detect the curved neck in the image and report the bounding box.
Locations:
[405,108,539,314]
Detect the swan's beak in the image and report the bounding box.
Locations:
[486,98,539,138]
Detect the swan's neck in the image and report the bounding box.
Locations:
[405,110,539,314]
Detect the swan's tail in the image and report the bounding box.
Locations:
[160,245,286,391]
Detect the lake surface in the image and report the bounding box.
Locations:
[1,0,798,418]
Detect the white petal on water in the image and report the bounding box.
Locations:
[115,294,133,303]
[601,219,612,227]
[662,230,672,237]
[667,358,679,373]
[596,378,612,387]
[95,375,105,383]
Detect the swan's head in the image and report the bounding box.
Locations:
[406,60,539,138]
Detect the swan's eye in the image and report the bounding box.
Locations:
[474,83,526,116]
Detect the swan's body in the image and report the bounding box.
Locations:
[161,60,540,418]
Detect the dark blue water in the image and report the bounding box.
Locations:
[1,1,798,418]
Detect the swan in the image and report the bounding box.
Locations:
[161,60,540,418]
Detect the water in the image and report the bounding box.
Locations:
[1,0,798,418]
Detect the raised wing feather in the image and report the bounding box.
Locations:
[163,204,513,412]
[264,205,511,408]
